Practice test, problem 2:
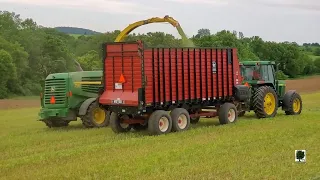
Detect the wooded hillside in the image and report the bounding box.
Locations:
[55,27,101,35]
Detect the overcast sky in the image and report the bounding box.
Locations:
[1,0,319,44]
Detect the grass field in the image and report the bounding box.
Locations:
[310,55,320,61]
[1,92,320,180]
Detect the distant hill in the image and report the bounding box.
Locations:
[55,27,101,35]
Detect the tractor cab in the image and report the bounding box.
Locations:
[240,61,285,97]
[240,61,275,83]
[240,61,286,105]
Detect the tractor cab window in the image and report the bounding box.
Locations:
[259,65,275,82]
[241,64,275,82]
[241,65,261,81]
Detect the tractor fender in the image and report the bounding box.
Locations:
[282,90,296,111]
[78,98,97,116]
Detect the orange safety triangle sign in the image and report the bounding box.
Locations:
[50,96,56,104]
[118,74,126,83]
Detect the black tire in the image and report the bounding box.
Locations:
[218,103,238,124]
[109,112,132,133]
[238,111,245,117]
[252,86,278,118]
[170,108,190,132]
[283,91,302,115]
[44,119,70,128]
[80,101,110,128]
[148,110,172,135]
[190,117,200,124]
[132,123,148,131]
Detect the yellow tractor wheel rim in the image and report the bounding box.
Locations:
[93,108,106,124]
[264,92,276,115]
[293,98,301,113]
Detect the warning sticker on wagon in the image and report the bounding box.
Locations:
[115,83,123,90]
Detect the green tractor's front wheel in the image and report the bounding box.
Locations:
[81,102,110,128]
[253,86,278,118]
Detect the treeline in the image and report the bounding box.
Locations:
[0,11,320,99]
[301,43,320,56]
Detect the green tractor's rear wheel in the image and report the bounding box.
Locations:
[283,91,302,115]
[81,102,110,128]
[253,86,278,118]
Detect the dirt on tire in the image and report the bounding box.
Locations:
[0,76,319,110]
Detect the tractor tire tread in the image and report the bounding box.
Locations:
[80,102,109,128]
[253,86,278,118]
[284,92,302,115]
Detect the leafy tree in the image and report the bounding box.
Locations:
[314,48,320,56]
[302,56,316,75]
[276,70,289,80]
[238,32,244,39]
[195,28,210,38]
[314,57,320,73]
[78,50,101,71]
[0,50,17,98]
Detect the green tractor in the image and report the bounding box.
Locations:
[38,61,109,128]
[238,61,302,118]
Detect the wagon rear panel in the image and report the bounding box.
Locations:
[100,42,143,106]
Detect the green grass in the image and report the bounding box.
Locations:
[309,55,320,61]
[1,92,320,180]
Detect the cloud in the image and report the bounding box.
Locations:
[0,0,159,14]
[257,0,320,12]
[163,0,229,6]
[164,0,320,11]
